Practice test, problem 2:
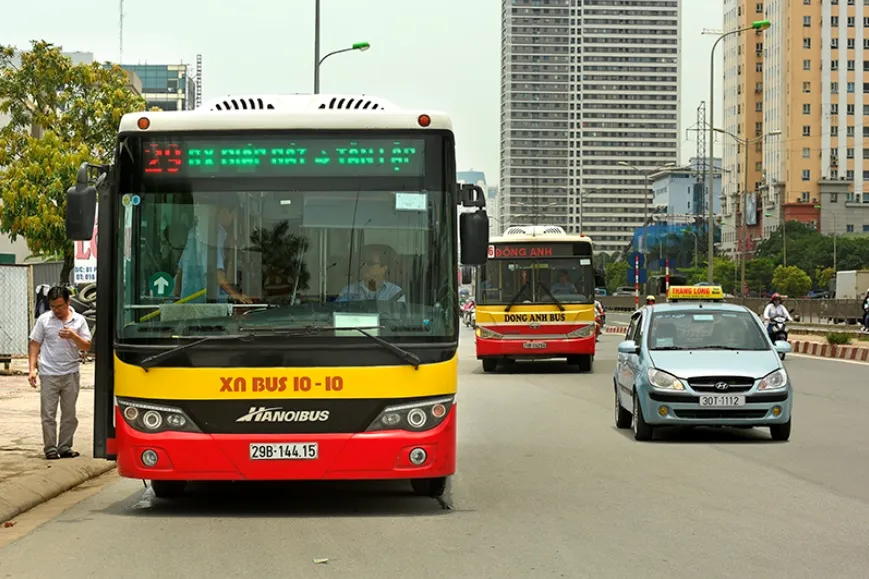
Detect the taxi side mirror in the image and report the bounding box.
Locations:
[773,340,791,354]
[618,340,639,355]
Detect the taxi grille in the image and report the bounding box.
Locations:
[673,409,768,420]
[688,376,755,393]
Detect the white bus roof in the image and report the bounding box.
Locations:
[118,93,453,133]
[490,225,592,244]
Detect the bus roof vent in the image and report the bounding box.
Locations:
[198,94,398,113]
[503,225,567,237]
[314,95,394,111]
[202,95,279,111]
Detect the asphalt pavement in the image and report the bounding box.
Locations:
[1,331,868,578]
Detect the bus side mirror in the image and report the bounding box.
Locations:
[460,211,489,266]
[66,163,98,241]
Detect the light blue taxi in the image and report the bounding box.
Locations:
[613,285,793,442]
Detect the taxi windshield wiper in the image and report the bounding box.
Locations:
[651,346,685,351]
[139,334,248,371]
[504,281,531,312]
[690,345,744,350]
[536,282,566,311]
[242,324,421,370]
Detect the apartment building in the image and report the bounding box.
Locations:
[499,0,681,254]
[725,0,869,241]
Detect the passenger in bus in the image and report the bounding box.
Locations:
[174,196,252,304]
[550,270,578,294]
[336,245,406,302]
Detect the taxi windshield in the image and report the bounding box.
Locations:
[647,310,769,351]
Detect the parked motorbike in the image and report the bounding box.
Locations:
[769,315,788,359]
[461,299,476,328]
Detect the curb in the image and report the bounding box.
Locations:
[789,340,869,362]
[0,458,116,524]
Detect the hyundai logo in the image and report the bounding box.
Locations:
[713,381,729,391]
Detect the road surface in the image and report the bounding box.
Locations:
[1,331,868,578]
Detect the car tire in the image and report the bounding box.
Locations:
[575,355,593,372]
[770,418,791,442]
[779,352,786,360]
[151,480,186,499]
[614,385,631,429]
[632,390,654,441]
[481,359,498,373]
[410,476,447,498]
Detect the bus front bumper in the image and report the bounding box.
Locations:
[114,406,456,481]
[475,335,595,359]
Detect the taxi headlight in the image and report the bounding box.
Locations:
[567,324,596,338]
[647,368,685,390]
[758,368,788,390]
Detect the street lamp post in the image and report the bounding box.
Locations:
[707,19,771,282]
[814,204,837,271]
[764,211,786,266]
[681,229,700,268]
[312,1,371,94]
[711,128,780,295]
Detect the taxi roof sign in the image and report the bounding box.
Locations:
[666,285,725,302]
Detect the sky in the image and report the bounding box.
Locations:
[1,0,726,184]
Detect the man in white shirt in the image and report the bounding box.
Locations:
[28,286,92,460]
[762,293,792,336]
[337,245,405,302]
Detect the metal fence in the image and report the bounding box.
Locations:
[31,261,72,287]
[0,265,32,356]
[599,296,865,324]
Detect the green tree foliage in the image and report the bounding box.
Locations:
[745,257,776,294]
[755,220,869,286]
[771,265,812,297]
[677,257,737,294]
[604,259,629,293]
[0,41,146,282]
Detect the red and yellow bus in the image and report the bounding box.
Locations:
[474,226,597,372]
[64,93,489,498]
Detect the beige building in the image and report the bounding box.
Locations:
[723,0,869,246]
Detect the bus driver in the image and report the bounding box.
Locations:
[336,245,406,302]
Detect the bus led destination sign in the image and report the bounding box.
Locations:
[488,243,588,259]
[141,136,426,178]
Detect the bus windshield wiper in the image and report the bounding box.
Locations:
[536,282,565,311]
[504,280,531,312]
[139,334,248,371]
[241,324,421,369]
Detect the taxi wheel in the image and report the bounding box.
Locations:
[770,419,791,442]
[482,359,498,373]
[411,476,447,498]
[614,385,631,429]
[151,480,186,499]
[632,391,654,441]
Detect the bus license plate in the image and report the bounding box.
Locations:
[249,443,318,460]
[523,341,547,349]
[698,395,745,407]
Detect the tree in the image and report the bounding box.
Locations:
[605,259,629,293]
[771,265,812,298]
[745,257,776,295]
[0,41,146,282]
[815,266,835,290]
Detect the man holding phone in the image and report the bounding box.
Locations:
[28,286,92,460]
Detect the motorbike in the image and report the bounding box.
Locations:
[461,299,476,328]
[769,315,788,359]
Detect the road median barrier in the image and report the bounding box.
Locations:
[0,459,115,525]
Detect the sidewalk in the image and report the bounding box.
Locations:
[0,360,115,524]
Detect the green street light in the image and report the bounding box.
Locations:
[315,41,373,93]
[752,19,772,30]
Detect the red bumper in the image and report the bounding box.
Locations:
[475,335,595,358]
[114,405,456,481]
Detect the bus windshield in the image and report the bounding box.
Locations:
[477,242,594,305]
[115,131,456,344]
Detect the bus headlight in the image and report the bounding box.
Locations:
[117,398,201,434]
[365,396,455,433]
[567,324,596,338]
[477,327,502,339]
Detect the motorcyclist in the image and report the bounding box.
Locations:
[861,289,869,333]
[762,293,792,337]
[645,295,656,306]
